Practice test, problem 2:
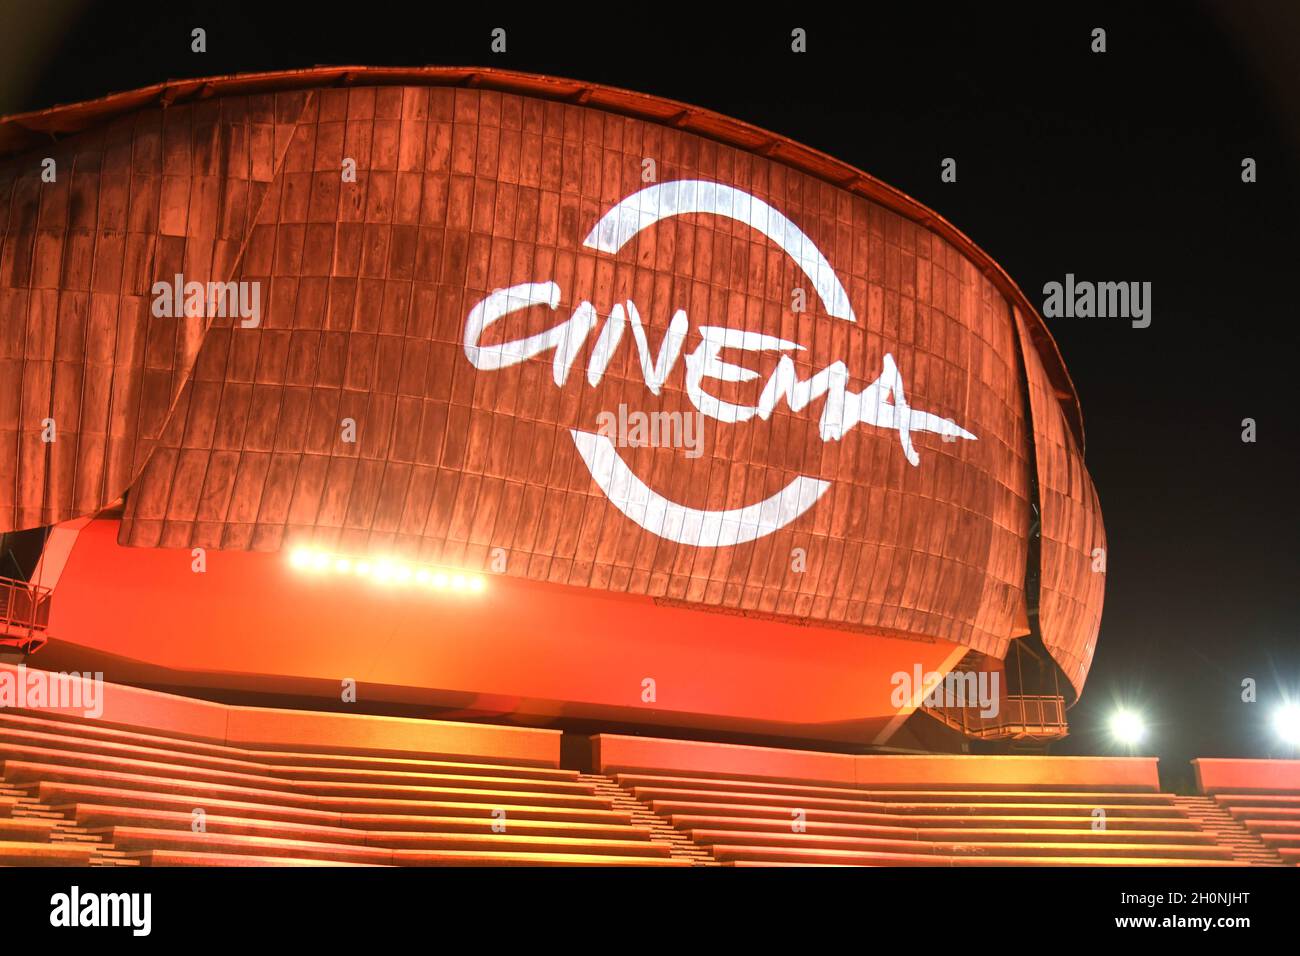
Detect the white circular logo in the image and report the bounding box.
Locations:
[464,180,977,547]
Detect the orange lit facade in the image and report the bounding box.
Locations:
[0,67,1104,746]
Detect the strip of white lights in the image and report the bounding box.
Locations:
[287,548,487,594]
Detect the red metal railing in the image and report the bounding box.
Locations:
[0,576,51,654]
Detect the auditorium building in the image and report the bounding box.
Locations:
[0,67,1292,867]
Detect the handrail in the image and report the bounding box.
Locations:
[0,575,51,654]
[922,694,1069,741]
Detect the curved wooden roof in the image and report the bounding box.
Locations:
[0,65,1084,447]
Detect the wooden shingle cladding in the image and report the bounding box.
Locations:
[1015,308,1106,695]
[0,70,1103,688]
[0,88,308,529]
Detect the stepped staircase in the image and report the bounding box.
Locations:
[4,678,1299,867]
[1207,793,1300,864]
[609,770,1237,866]
[1191,757,1300,866]
[0,709,684,866]
[579,772,717,866]
[591,735,1300,867]
[1171,795,1285,865]
[0,773,135,866]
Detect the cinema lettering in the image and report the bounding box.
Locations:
[463,180,977,548]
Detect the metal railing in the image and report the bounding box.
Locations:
[922,694,1068,740]
[0,575,51,654]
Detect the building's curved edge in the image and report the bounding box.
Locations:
[0,64,1085,449]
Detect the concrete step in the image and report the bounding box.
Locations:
[0,713,571,779]
[634,788,1185,817]
[615,773,1173,805]
[666,810,1201,832]
[0,817,62,841]
[130,850,387,867]
[1240,819,1300,833]
[1215,793,1300,806]
[68,806,667,856]
[64,802,650,842]
[713,846,1242,866]
[685,829,1233,860]
[0,842,96,866]
[35,780,632,827]
[98,828,688,866]
[667,816,1215,845]
[2,762,614,812]
[0,745,593,798]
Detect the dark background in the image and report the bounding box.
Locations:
[2,1,1296,784]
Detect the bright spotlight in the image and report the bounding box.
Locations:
[1273,703,1300,746]
[289,548,312,568]
[1109,708,1147,746]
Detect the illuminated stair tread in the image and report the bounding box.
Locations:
[0,842,97,865]
[632,786,1180,815]
[1215,793,1300,805]
[130,851,386,867]
[666,815,1209,842]
[1242,819,1300,832]
[67,805,664,854]
[1226,805,1300,819]
[0,716,576,780]
[648,798,1185,820]
[0,817,63,840]
[34,781,629,825]
[614,773,1167,802]
[666,812,1200,832]
[1256,833,1300,847]
[60,803,644,840]
[0,742,591,796]
[99,827,685,866]
[712,846,1240,867]
[684,828,1231,859]
[1,762,612,811]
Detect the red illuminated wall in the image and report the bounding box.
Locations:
[45,519,964,743]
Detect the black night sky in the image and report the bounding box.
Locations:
[3,1,1297,787]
